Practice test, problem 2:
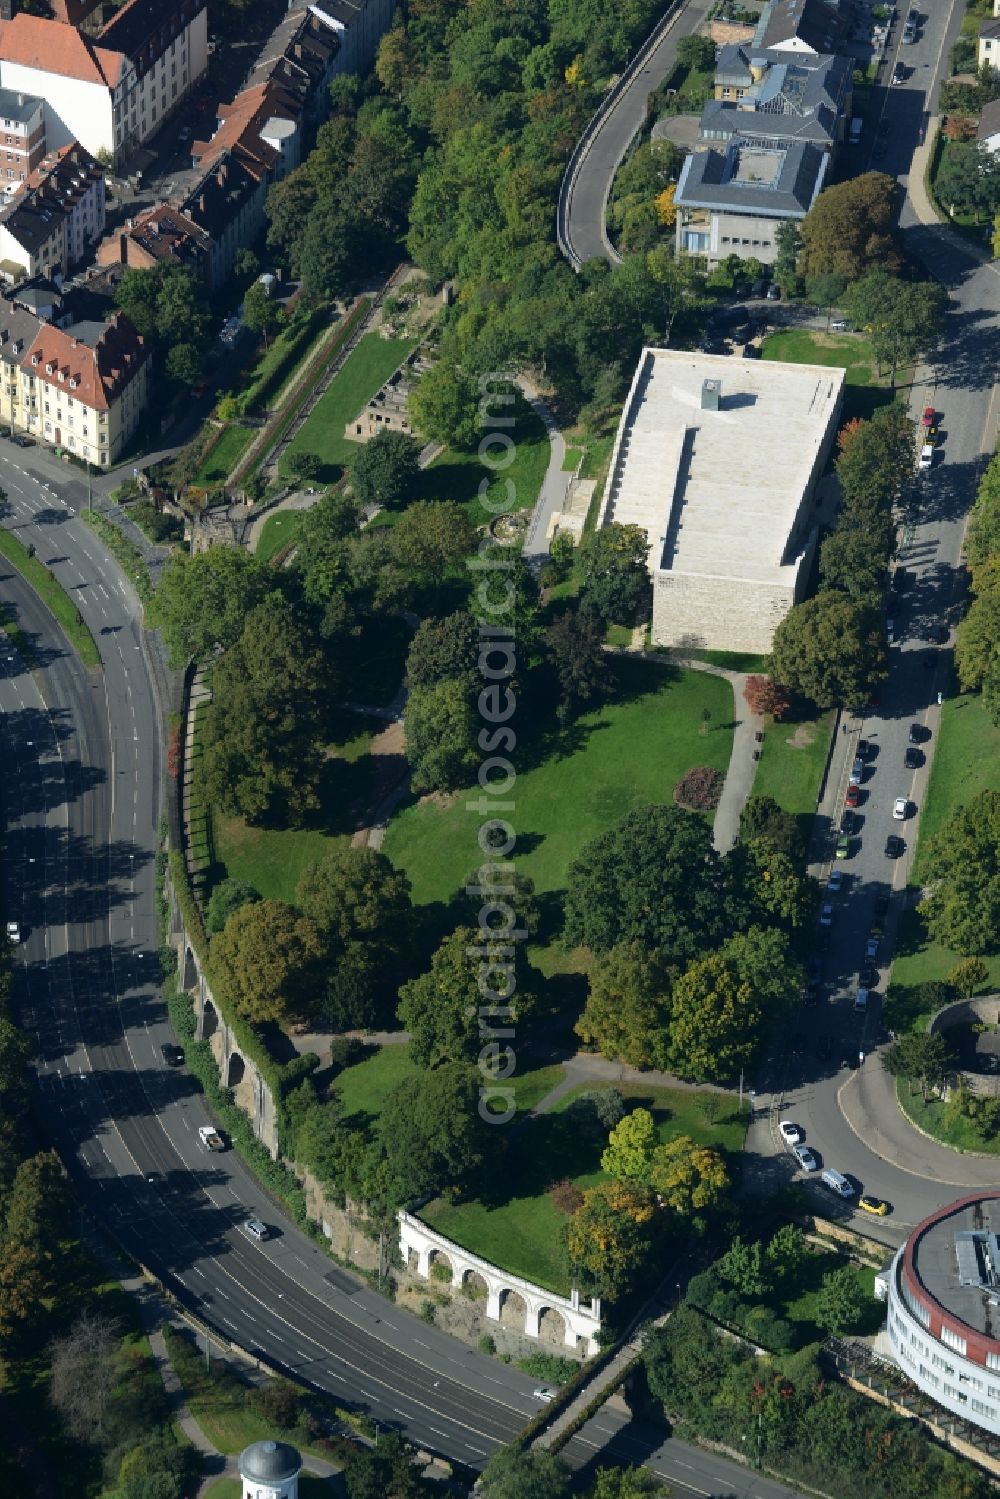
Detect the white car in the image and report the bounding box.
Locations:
[819,903,834,927]
[793,1143,818,1172]
[533,1387,555,1403]
[918,444,934,471]
[849,759,864,786]
[779,1120,803,1145]
[5,920,19,944]
[827,869,843,893]
[893,796,908,820]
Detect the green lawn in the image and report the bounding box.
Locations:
[896,1079,1000,1155]
[194,424,255,486]
[772,1255,880,1345]
[255,508,303,563]
[203,1481,335,1499]
[912,689,1000,881]
[761,329,894,421]
[334,1044,566,1127]
[752,710,835,825]
[384,660,734,912]
[562,445,583,472]
[0,527,101,668]
[280,334,415,485]
[688,649,771,673]
[418,397,550,527]
[211,717,379,904]
[885,690,1000,1033]
[422,1084,745,1293]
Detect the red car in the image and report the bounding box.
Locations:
[845,785,861,807]
[921,406,936,427]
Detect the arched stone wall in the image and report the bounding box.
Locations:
[398,1210,601,1354]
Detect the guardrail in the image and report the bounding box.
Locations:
[556,0,688,270]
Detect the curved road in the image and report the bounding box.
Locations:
[0,456,808,1497]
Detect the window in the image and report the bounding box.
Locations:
[972,1398,996,1419]
[941,1326,967,1356]
[987,1352,1000,1372]
[44,420,50,433]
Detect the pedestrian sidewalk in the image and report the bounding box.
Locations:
[520,375,568,565]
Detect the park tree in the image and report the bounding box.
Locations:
[579,522,651,625]
[843,270,946,383]
[768,592,888,708]
[773,221,802,295]
[667,952,761,1083]
[602,1108,657,1181]
[408,357,481,449]
[677,33,716,69]
[835,402,915,508]
[739,794,802,858]
[969,455,1000,569]
[882,1033,955,1098]
[405,678,478,792]
[648,1134,729,1215]
[798,173,902,281]
[766,1223,806,1280]
[397,925,533,1068]
[935,142,1000,219]
[211,899,324,1026]
[299,198,357,304]
[479,1447,572,1499]
[152,548,274,667]
[350,429,421,512]
[743,675,790,719]
[718,1235,770,1297]
[0,1239,45,1346]
[820,525,889,602]
[565,1180,657,1297]
[921,790,1000,954]
[389,500,476,588]
[378,1063,486,1202]
[955,593,1000,690]
[575,943,672,1069]
[47,1309,121,1440]
[949,957,989,998]
[739,841,813,928]
[816,1266,868,1335]
[544,607,607,714]
[286,449,323,484]
[406,610,480,691]
[206,878,261,934]
[563,804,726,962]
[201,598,331,825]
[242,281,283,350]
[343,1431,425,1499]
[297,845,411,954]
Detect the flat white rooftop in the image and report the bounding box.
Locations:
[603,347,844,587]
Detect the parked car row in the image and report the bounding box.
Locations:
[779,1120,891,1213]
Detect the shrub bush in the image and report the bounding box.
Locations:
[673,766,724,811]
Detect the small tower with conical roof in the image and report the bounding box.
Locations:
[238,1439,302,1499]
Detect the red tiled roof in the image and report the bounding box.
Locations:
[192,80,290,176]
[0,14,126,89]
[21,311,146,411]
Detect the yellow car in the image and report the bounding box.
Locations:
[858,1195,890,1216]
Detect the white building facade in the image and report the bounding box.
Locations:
[885,1194,1000,1438]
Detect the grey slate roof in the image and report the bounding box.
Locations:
[755,0,846,53]
[675,137,830,218]
[978,96,1000,142]
[700,97,836,145]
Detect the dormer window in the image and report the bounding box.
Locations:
[58,370,65,382]
[69,377,77,390]
[45,363,53,375]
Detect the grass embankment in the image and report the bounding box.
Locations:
[279,334,415,486]
[384,659,734,928]
[752,709,836,826]
[194,424,256,487]
[422,1084,745,1293]
[897,1082,1000,1155]
[761,329,895,421]
[255,509,303,562]
[333,1043,565,1126]
[0,527,101,667]
[418,396,550,527]
[83,509,154,604]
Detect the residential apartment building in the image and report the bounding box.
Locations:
[95,202,211,279]
[0,141,104,279]
[753,0,847,55]
[0,0,207,166]
[0,87,43,197]
[674,136,830,264]
[182,149,272,290]
[17,310,148,464]
[314,0,395,79]
[704,47,852,154]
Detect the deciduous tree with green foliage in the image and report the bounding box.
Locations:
[601,1108,658,1181]
[405,677,478,792]
[478,1446,571,1499]
[920,791,1000,954]
[718,1235,770,1297]
[406,610,480,691]
[579,522,652,625]
[544,606,607,714]
[242,280,284,350]
[667,952,761,1083]
[798,172,902,281]
[565,1179,657,1298]
[575,943,672,1068]
[350,428,421,511]
[409,358,482,449]
[377,1062,486,1202]
[563,804,726,961]
[816,1266,868,1334]
[648,1134,729,1215]
[843,270,946,383]
[152,547,274,667]
[206,878,261,934]
[882,1031,954,1097]
[769,592,888,708]
[211,899,324,1026]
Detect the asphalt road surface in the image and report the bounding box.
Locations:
[562,0,711,266]
[0,450,812,1495]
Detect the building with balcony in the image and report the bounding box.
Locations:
[884,1195,1000,1438]
[598,347,843,653]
